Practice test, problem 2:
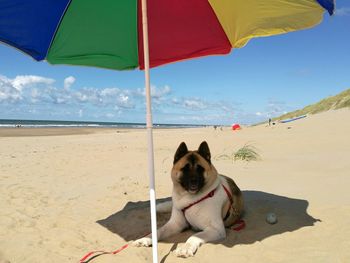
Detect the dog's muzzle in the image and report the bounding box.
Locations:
[180,173,205,194]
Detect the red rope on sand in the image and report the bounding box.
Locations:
[79,189,246,263]
[79,219,246,262]
[79,244,129,263]
[231,219,246,231]
[79,220,245,262]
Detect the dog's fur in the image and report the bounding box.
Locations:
[133,141,244,257]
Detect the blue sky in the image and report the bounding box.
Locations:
[0,2,349,125]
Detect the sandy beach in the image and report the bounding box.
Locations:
[1,108,350,263]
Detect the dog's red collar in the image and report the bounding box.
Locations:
[181,184,233,214]
[221,184,233,205]
[181,186,218,213]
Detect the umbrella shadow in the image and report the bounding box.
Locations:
[97,190,320,247]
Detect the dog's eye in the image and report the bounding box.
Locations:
[196,165,204,173]
[181,164,190,171]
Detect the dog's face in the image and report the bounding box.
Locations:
[171,141,218,194]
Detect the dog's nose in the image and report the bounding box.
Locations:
[190,177,198,184]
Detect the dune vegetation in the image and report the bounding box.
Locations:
[276,88,350,121]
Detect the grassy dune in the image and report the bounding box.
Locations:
[276,88,350,120]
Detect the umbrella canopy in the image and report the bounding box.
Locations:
[0,1,335,262]
[0,0,334,70]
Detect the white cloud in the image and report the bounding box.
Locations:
[74,88,100,104]
[100,87,121,97]
[31,88,40,98]
[106,113,115,118]
[183,99,206,110]
[0,75,22,102]
[0,75,55,103]
[0,74,136,108]
[169,97,238,116]
[12,75,55,91]
[117,94,133,108]
[1,74,261,125]
[151,85,171,99]
[336,7,350,16]
[75,90,90,103]
[71,87,134,108]
[64,76,76,90]
[266,99,289,116]
[169,97,207,110]
[252,99,295,120]
[136,85,171,99]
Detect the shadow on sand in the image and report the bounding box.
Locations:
[97,190,320,247]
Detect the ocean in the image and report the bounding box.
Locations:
[0,119,204,129]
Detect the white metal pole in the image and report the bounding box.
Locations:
[141,1,158,263]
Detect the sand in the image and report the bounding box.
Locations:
[1,108,350,263]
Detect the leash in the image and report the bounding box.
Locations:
[80,185,245,262]
[79,230,151,263]
[79,244,129,263]
[79,220,246,262]
[231,219,246,231]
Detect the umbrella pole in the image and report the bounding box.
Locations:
[141,1,159,263]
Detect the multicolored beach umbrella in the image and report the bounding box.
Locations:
[0,0,334,70]
[0,0,335,262]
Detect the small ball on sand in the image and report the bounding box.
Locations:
[266,212,277,224]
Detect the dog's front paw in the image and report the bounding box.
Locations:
[132,237,152,247]
[174,243,198,258]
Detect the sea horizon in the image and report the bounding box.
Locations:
[0,118,208,129]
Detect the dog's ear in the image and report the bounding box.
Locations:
[198,141,211,164]
[174,142,188,164]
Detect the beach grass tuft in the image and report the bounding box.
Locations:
[233,144,260,162]
[214,143,261,163]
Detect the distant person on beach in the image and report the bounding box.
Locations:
[269,118,272,126]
